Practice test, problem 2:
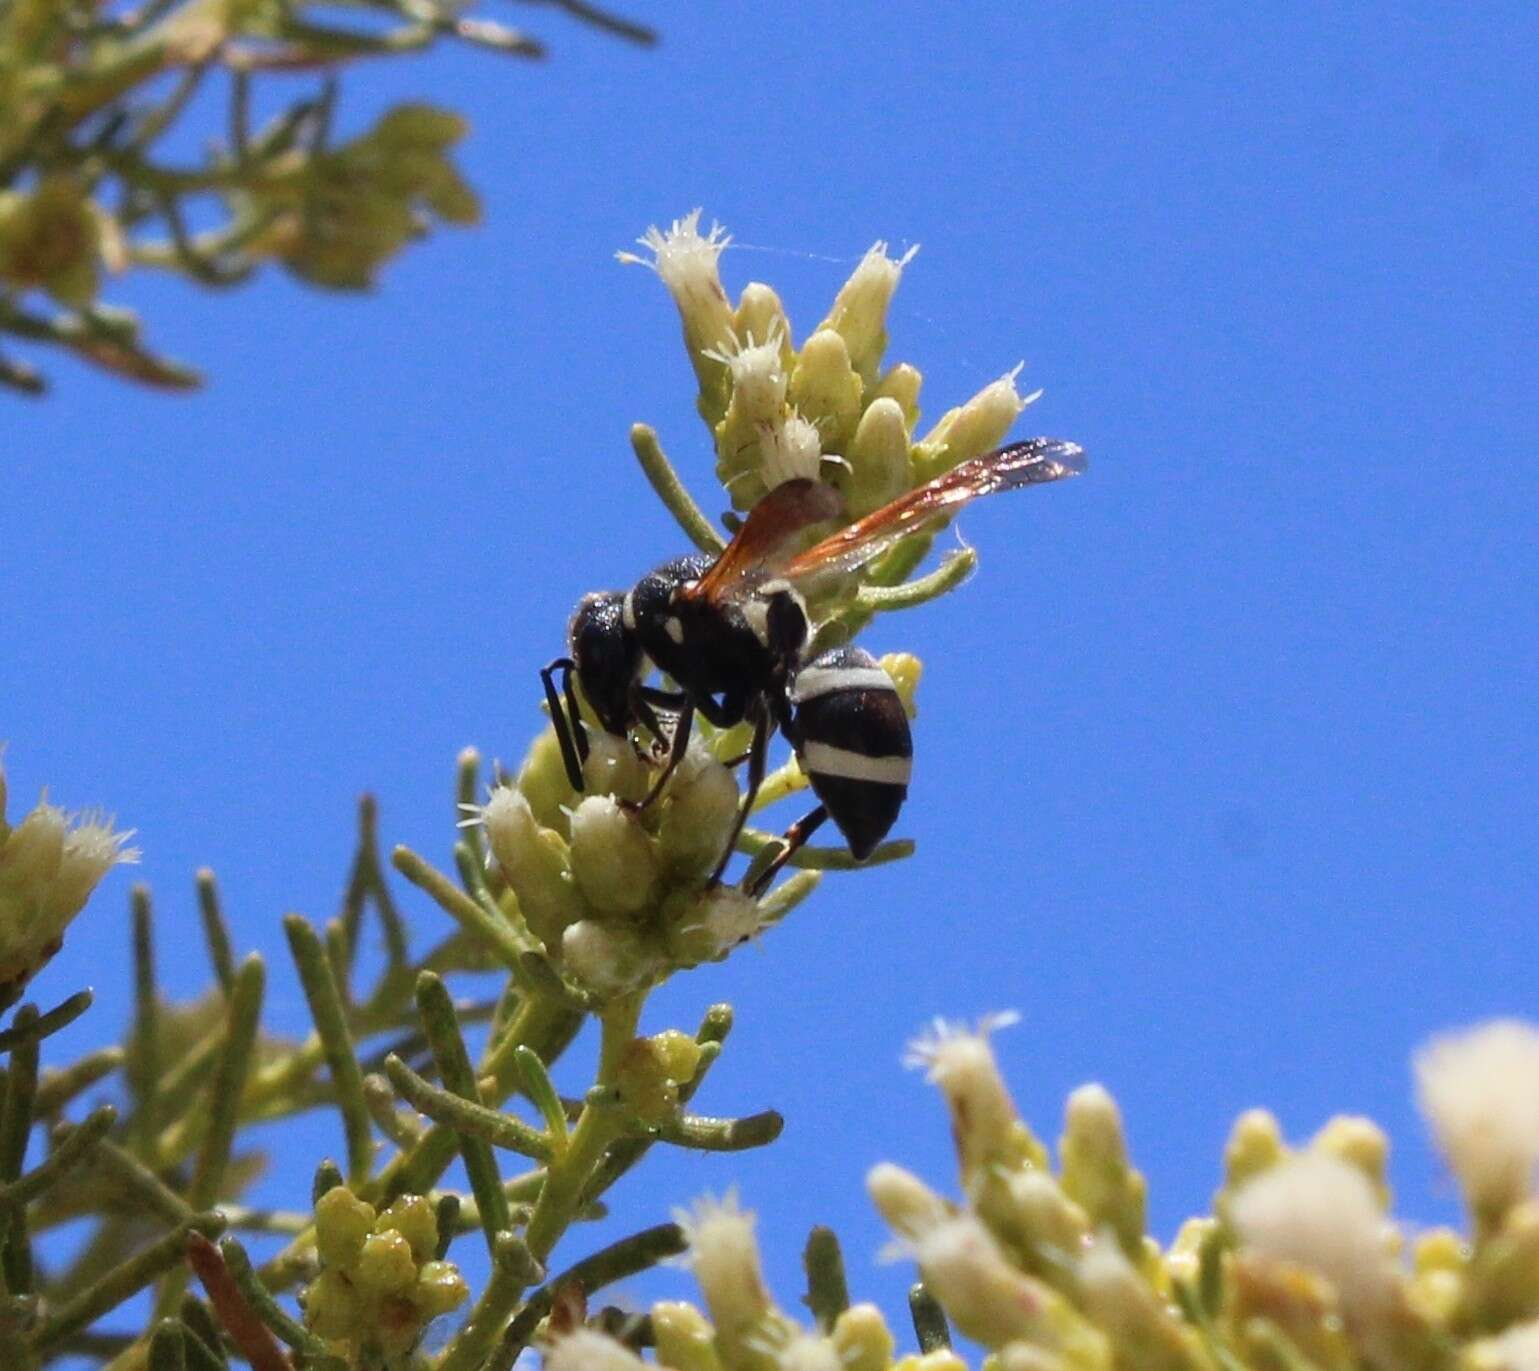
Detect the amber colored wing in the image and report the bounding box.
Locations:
[782,437,1087,588]
[681,478,846,605]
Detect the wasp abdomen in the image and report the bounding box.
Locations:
[789,646,912,860]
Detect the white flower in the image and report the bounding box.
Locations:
[561,920,658,997]
[543,1328,648,1371]
[758,412,823,489]
[747,1328,843,1371]
[1230,1153,1396,1325]
[704,325,788,420]
[0,767,137,989]
[618,209,735,362]
[567,795,658,915]
[903,1013,1021,1175]
[671,1191,772,1336]
[1416,1020,1539,1220]
[1470,1318,1539,1371]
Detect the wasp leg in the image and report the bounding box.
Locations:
[540,657,588,793]
[745,805,830,898]
[625,700,695,814]
[707,701,770,889]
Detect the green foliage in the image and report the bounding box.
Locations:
[0,0,653,394]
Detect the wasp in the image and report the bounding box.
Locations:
[541,437,1086,889]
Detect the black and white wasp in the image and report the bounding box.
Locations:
[541,437,1087,890]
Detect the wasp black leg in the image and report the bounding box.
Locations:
[540,657,588,793]
[745,805,830,898]
[626,699,695,814]
[707,702,771,889]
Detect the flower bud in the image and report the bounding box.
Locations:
[616,1031,701,1126]
[568,795,659,915]
[1077,1236,1203,1371]
[914,366,1034,482]
[818,241,918,381]
[867,1162,949,1239]
[376,1194,437,1264]
[992,1170,1088,1260]
[0,175,105,307]
[477,786,587,946]
[561,919,659,997]
[316,1185,377,1269]
[618,210,736,424]
[842,397,913,519]
[663,886,764,967]
[582,731,652,806]
[902,1211,1059,1350]
[658,744,740,879]
[1416,1020,1539,1232]
[735,283,795,367]
[1221,1108,1286,1195]
[412,1259,469,1318]
[1059,1085,1146,1258]
[871,362,923,429]
[879,653,922,719]
[356,1229,417,1295]
[517,727,580,832]
[789,330,863,455]
[831,1303,896,1371]
[651,1300,724,1371]
[1311,1114,1391,1207]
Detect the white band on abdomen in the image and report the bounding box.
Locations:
[801,741,912,785]
[790,667,896,702]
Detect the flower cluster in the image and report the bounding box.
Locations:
[621,211,1040,519]
[302,1184,469,1362]
[546,1016,1539,1371]
[0,751,136,1010]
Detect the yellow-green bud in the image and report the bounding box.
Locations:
[872,362,923,429]
[377,1194,437,1264]
[0,175,104,307]
[734,283,795,369]
[1311,1114,1391,1207]
[818,241,917,382]
[315,1185,377,1269]
[996,1170,1089,1259]
[568,796,659,915]
[582,730,653,806]
[562,919,659,997]
[789,330,863,456]
[651,1299,724,1371]
[616,1035,688,1126]
[517,726,579,832]
[879,654,922,719]
[842,397,913,519]
[1221,1108,1287,1192]
[915,367,1033,482]
[907,1212,1061,1350]
[479,786,588,946]
[658,744,740,879]
[1077,1237,1202,1371]
[662,886,764,967]
[304,1268,361,1340]
[831,1303,896,1371]
[1059,1085,1146,1258]
[867,1162,950,1238]
[355,1229,417,1296]
[411,1259,469,1318]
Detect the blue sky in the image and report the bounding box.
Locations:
[5,0,1537,1350]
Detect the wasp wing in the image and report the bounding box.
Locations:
[781,437,1086,588]
[681,477,846,606]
